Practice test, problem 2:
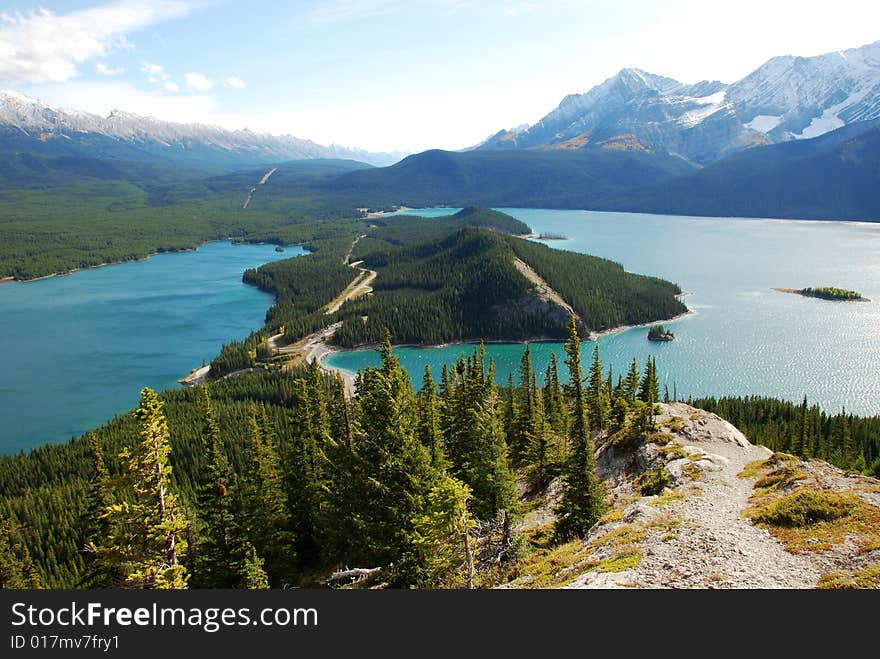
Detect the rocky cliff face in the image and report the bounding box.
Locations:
[505,403,880,589]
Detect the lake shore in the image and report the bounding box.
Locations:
[316,301,696,385]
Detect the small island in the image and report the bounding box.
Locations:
[275,245,285,252]
[647,324,675,341]
[774,286,869,302]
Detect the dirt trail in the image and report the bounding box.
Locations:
[325,235,376,314]
[567,403,823,589]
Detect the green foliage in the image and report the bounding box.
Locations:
[747,489,857,528]
[800,287,863,301]
[555,317,608,541]
[91,388,190,589]
[411,476,474,587]
[639,464,670,496]
[0,516,41,589]
[689,395,880,473]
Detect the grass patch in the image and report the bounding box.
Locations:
[689,413,701,421]
[754,467,807,490]
[650,489,686,508]
[596,548,642,573]
[745,488,880,552]
[598,509,625,525]
[657,442,686,461]
[681,463,702,480]
[661,417,684,432]
[739,458,772,479]
[591,524,647,548]
[660,531,677,542]
[647,432,676,446]
[817,564,880,589]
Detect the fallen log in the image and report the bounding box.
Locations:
[320,567,382,588]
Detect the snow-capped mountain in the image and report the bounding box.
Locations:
[729,41,880,141]
[480,40,880,164]
[0,90,402,167]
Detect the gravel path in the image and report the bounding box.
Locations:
[568,403,823,589]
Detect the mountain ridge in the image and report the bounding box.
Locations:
[0,89,402,168]
[480,40,880,165]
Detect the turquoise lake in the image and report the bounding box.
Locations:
[0,241,298,454]
[328,209,880,416]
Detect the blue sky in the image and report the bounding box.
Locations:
[1,0,878,152]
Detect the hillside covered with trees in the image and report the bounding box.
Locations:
[3,320,879,590]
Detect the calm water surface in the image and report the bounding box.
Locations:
[0,241,298,453]
[327,209,880,416]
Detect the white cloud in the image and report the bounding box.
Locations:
[184,72,214,91]
[95,61,124,75]
[225,76,246,89]
[140,61,168,83]
[0,1,196,85]
[164,81,180,93]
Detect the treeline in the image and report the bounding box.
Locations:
[689,395,880,476]
[800,287,863,301]
[1,320,667,589]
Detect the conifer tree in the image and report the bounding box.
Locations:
[587,345,609,431]
[193,387,243,588]
[96,388,189,589]
[327,374,352,448]
[544,352,566,437]
[555,317,607,541]
[80,433,117,587]
[239,543,270,590]
[0,517,41,589]
[239,405,293,583]
[412,476,475,588]
[624,358,641,403]
[341,331,437,570]
[417,365,445,470]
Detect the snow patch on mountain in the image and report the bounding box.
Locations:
[745,114,783,133]
[676,91,729,127]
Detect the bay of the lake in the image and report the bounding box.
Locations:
[0,241,298,453]
[327,209,880,417]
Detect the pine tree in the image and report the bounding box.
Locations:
[624,358,640,403]
[555,317,607,541]
[80,433,118,587]
[193,387,243,588]
[417,365,445,470]
[239,405,293,583]
[96,388,189,589]
[411,475,475,588]
[637,357,660,431]
[512,343,538,459]
[0,517,41,589]
[587,345,609,431]
[339,331,437,571]
[544,352,567,437]
[793,395,809,457]
[239,543,270,590]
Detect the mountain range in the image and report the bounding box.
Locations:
[0,90,401,168]
[480,40,880,165]
[1,41,879,221]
